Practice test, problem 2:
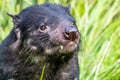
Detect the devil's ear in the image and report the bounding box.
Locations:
[63,5,71,13]
[7,13,22,40]
[7,13,22,28]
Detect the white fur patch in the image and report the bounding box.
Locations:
[45,49,52,54]
[60,45,63,49]
[31,46,37,50]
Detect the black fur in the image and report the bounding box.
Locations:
[0,3,80,80]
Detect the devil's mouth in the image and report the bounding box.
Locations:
[60,39,77,46]
[57,39,78,53]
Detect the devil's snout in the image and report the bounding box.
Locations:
[64,26,79,41]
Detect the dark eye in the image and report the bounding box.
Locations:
[39,25,47,31]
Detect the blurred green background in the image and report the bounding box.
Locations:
[0,0,120,80]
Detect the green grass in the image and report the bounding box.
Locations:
[0,0,120,80]
[40,65,45,80]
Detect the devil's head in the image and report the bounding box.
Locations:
[8,3,80,56]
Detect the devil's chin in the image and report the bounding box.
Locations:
[59,41,77,53]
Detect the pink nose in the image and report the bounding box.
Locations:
[64,26,79,41]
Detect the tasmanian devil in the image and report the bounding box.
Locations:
[0,3,80,80]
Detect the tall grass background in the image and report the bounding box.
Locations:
[0,0,120,80]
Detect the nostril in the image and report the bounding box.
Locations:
[64,26,79,41]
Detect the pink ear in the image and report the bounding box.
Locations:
[7,13,21,28]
